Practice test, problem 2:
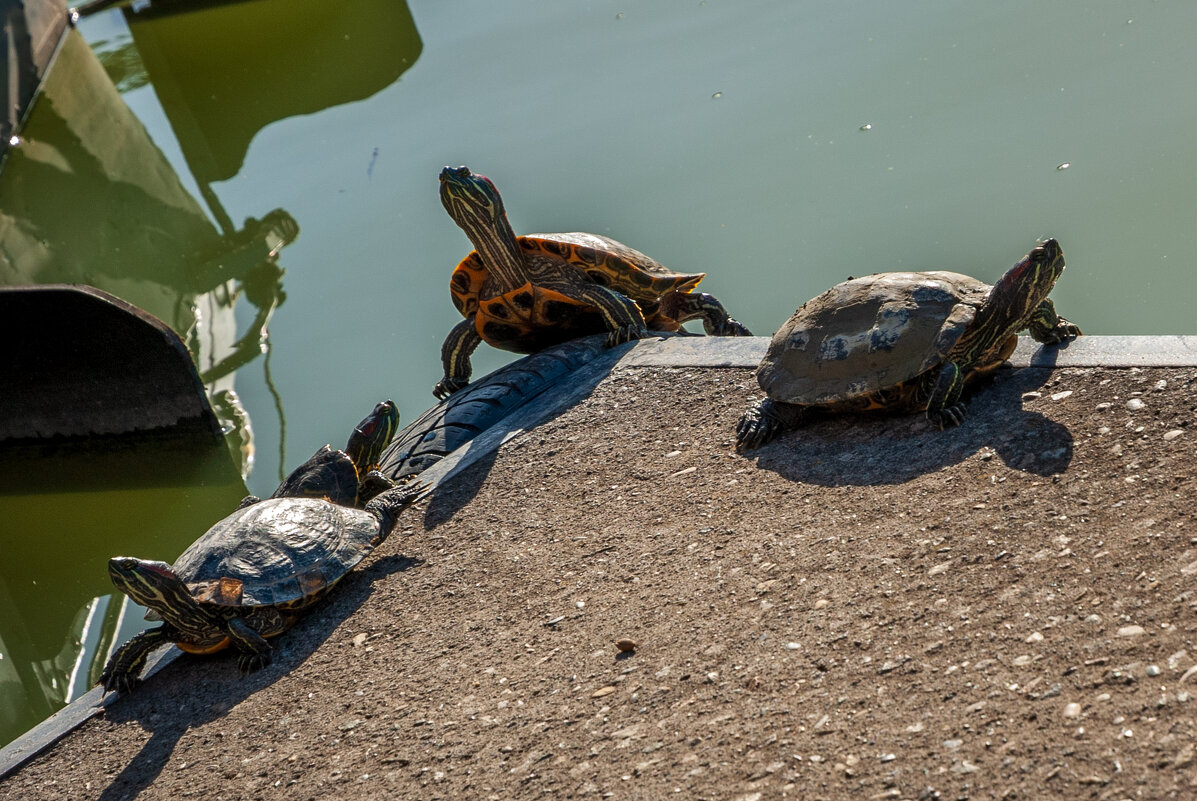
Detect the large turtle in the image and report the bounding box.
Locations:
[433,165,751,399]
[736,239,1081,449]
[99,400,424,693]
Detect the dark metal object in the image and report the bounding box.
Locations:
[0,284,222,444]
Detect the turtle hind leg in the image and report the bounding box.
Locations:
[1026,298,1082,344]
[661,290,752,336]
[436,316,484,399]
[100,625,174,693]
[736,399,809,449]
[922,362,968,429]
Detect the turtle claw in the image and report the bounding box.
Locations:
[605,324,648,348]
[735,404,779,450]
[238,651,272,674]
[735,418,769,450]
[713,317,753,337]
[1041,318,1082,345]
[433,377,468,400]
[929,403,967,430]
[99,670,140,695]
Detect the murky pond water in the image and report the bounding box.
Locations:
[2,0,1194,747]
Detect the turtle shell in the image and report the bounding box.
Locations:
[171,498,381,610]
[268,445,360,506]
[449,232,704,350]
[757,271,992,405]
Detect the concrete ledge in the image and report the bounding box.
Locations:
[0,648,177,778]
[617,335,1197,369]
[1,334,1192,780]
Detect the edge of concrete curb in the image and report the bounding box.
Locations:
[2,334,1193,780]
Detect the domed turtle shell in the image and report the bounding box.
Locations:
[757,271,992,405]
[171,497,383,610]
[449,231,704,328]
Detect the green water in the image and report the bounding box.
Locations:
[2,0,1195,748]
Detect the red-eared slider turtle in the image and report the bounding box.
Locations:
[736,239,1081,449]
[433,165,751,399]
[99,400,423,693]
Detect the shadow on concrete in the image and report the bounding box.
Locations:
[93,552,419,801]
[748,367,1075,486]
[421,448,501,530]
[401,334,655,531]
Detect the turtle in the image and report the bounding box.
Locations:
[433,165,752,399]
[736,238,1081,449]
[98,400,425,693]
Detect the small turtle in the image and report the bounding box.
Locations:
[736,239,1081,448]
[99,400,424,693]
[433,165,751,399]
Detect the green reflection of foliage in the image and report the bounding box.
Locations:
[90,36,149,94]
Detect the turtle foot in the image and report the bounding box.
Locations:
[433,376,469,400]
[928,403,967,430]
[357,470,395,506]
[736,407,780,450]
[99,670,141,695]
[605,324,648,348]
[712,317,753,337]
[1039,317,1082,345]
[238,651,273,674]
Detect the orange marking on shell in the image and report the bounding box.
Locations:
[473,282,603,346]
[178,637,231,655]
[449,252,488,316]
[190,579,221,604]
[479,282,564,326]
[297,570,326,597]
[215,577,244,605]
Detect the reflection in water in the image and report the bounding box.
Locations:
[0,450,248,750]
[0,0,422,748]
[0,28,295,448]
[123,0,421,189]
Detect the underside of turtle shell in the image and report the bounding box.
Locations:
[758,271,991,405]
[171,498,378,608]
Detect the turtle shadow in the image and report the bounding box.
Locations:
[747,367,1075,486]
[414,335,645,531]
[420,446,500,529]
[95,552,419,801]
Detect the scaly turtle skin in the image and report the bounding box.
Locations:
[99,400,424,693]
[736,239,1081,449]
[434,166,751,399]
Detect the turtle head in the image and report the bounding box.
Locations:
[984,238,1065,326]
[108,557,211,633]
[345,399,400,473]
[439,165,526,290]
[440,166,507,230]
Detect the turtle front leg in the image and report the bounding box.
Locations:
[571,284,648,347]
[661,291,753,337]
[1026,298,1082,345]
[923,362,968,429]
[356,470,395,506]
[100,625,174,693]
[365,480,428,544]
[736,398,809,449]
[435,317,483,399]
[226,616,275,674]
